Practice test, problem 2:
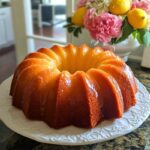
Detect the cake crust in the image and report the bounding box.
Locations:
[10,44,137,129]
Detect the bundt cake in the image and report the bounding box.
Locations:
[10,44,138,129]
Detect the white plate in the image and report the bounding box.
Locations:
[0,76,150,146]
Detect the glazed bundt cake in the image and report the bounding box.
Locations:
[10,44,138,129]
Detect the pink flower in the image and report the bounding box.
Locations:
[132,0,150,13]
[84,9,123,43]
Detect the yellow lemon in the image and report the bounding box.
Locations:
[109,0,131,15]
[128,8,148,29]
[72,7,87,26]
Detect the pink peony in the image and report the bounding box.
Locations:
[132,0,150,14]
[84,9,123,43]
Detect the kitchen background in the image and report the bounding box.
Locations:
[0,0,149,84]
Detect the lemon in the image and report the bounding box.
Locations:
[109,0,131,15]
[128,8,148,29]
[72,7,87,26]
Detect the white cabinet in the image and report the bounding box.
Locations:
[0,7,14,48]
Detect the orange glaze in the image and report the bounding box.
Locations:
[12,65,52,108]
[99,65,137,110]
[38,48,61,66]
[64,44,76,73]
[22,69,59,119]
[51,45,68,70]
[54,71,73,128]
[10,44,137,129]
[88,69,123,119]
[25,52,51,61]
[10,58,51,95]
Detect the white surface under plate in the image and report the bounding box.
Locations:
[0,76,150,146]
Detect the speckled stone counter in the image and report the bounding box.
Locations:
[0,61,150,150]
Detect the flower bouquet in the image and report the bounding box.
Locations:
[65,0,150,47]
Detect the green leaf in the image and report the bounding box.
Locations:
[134,29,150,46]
[138,29,146,43]
[132,30,138,39]
[136,31,143,44]
[68,26,75,33]
[78,27,82,34]
[67,17,72,23]
[143,31,150,46]
[111,18,134,44]
[65,17,84,37]
[73,27,81,37]
[111,38,117,44]
[63,23,73,28]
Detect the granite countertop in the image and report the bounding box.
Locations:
[0,61,150,150]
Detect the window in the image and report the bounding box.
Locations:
[50,0,66,5]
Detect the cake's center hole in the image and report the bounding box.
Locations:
[57,55,99,74]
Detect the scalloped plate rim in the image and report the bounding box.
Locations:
[0,76,150,146]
